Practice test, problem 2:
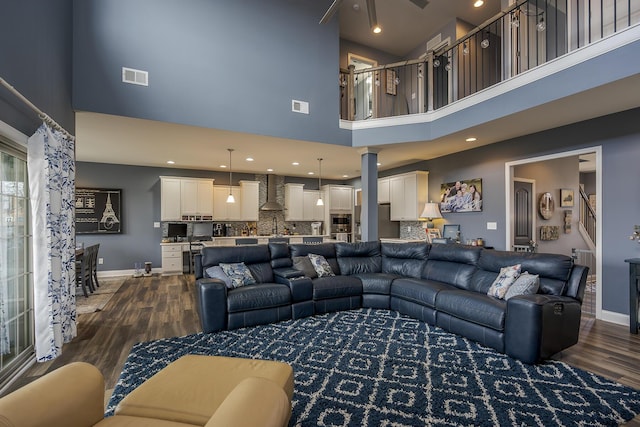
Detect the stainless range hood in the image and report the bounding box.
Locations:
[260,174,284,211]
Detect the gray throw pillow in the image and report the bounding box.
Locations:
[219,262,256,289]
[308,253,335,278]
[505,272,540,300]
[292,256,318,279]
[205,265,233,289]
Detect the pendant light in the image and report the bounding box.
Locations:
[316,158,324,206]
[226,148,235,203]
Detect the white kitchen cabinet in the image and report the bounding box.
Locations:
[161,243,185,275]
[378,178,390,204]
[213,186,242,221]
[303,190,324,221]
[160,177,182,221]
[284,183,305,221]
[389,171,429,221]
[180,179,213,218]
[240,181,260,221]
[323,185,354,212]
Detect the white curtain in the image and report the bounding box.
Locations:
[28,123,76,362]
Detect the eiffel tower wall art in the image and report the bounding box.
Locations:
[76,188,122,234]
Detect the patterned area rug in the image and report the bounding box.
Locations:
[107,309,640,426]
[76,277,126,314]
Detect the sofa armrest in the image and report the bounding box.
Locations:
[273,267,304,280]
[204,377,291,427]
[505,294,582,364]
[0,362,105,427]
[195,279,228,333]
[274,274,313,303]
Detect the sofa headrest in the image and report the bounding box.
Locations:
[269,242,292,269]
[381,242,429,260]
[201,244,271,267]
[335,241,380,257]
[290,243,336,259]
[428,244,482,265]
[477,250,573,281]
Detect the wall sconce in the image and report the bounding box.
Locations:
[419,202,442,229]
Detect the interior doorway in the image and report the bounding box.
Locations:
[505,146,601,318]
[512,178,536,249]
[348,53,377,120]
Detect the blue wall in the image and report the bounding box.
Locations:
[380,108,640,316]
[0,0,74,135]
[72,0,350,146]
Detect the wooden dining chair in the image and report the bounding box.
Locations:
[88,243,100,289]
[75,248,93,297]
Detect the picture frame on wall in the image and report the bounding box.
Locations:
[385,69,397,96]
[439,178,483,213]
[75,188,122,234]
[560,188,574,207]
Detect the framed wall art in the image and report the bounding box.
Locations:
[439,178,482,213]
[75,188,122,234]
[560,188,574,207]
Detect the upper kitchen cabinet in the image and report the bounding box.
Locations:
[378,177,390,204]
[322,185,354,212]
[303,190,324,221]
[240,181,260,221]
[213,186,242,221]
[284,183,305,221]
[389,172,428,221]
[161,176,214,221]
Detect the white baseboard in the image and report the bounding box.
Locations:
[600,310,630,327]
[97,268,163,278]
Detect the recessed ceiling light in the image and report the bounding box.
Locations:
[267,168,274,172]
[166,160,175,164]
[343,174,349,178]
[377,162,382,166]
[220,165,227,168]
[292,162,299,166]
[372,25,382,34]
[245,157,254,162]
[474,0,484,7]
[466,137,477,142]
[308,172,315,175]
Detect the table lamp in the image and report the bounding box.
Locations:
[420,202,442,229]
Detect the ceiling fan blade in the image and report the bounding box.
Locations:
[409,0,429,9]
[319,0,344,24]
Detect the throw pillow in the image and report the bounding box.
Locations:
[205,265,233,289]
[308,253,335,278]
[487,264,521,299]
[219,262,256,289]
[504,272,540,300]
[292,256,318,279]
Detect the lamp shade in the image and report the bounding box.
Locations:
[420,202,442,220]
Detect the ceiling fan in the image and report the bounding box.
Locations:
[320,0,430,31]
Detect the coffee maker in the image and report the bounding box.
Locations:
[311,222,322,236]
[212,223,224,237]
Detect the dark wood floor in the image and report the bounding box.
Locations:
[6,274,640,425]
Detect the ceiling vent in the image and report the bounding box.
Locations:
[260,174,284,211]
[122,67,149,86]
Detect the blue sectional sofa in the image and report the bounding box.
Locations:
[194,241,589,364]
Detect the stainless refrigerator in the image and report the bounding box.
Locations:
[354,204,399,241]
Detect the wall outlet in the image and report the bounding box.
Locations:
[153,221,160,228]
[487,222,497,230]
[98,258,104,265]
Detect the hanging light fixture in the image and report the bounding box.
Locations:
[481,31,490,49]
[511,10,520,27]
[462,42,469,55]
[316,158,324,206]
[367,0,382,34]
[445,52,452,71]
[226,148,235,203]
[537,12,546,32]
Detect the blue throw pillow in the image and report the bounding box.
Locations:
[219,262,256,289]
[487,264,521,299]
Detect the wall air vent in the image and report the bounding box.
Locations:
[292,99,309,114]
[122,67,149,86]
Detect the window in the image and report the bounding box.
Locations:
[0,139,33,387]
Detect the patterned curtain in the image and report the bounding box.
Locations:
[27,123,76,361]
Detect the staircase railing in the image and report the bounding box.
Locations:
[340,0,640,121]
[579,186,596,246]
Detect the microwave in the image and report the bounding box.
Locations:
[331,214,351,226]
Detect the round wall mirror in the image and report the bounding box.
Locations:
[538,192,554,219]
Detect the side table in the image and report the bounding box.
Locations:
[624,258,640,334]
